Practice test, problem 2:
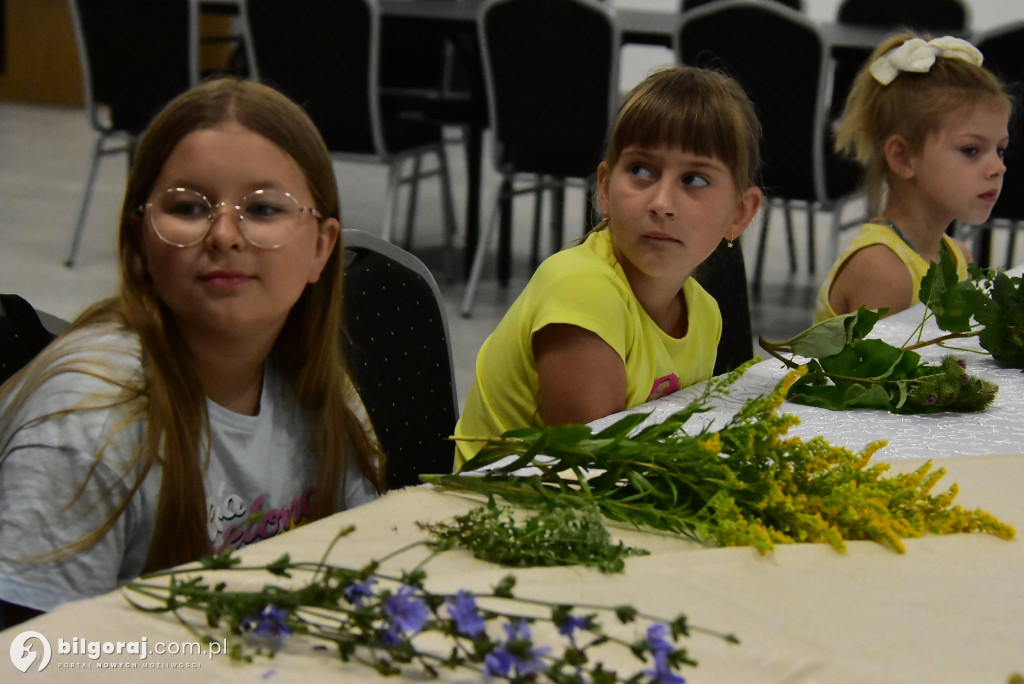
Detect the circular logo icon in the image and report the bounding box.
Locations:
[10,631,51,673]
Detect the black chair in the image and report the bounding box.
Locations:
[65,0,194,267]
[0,294,66,386]
[678,0,862,299]
[245,0,458,256]
[973,22,1024,269]
[460,0,619,317]
[694,242,754,375]
[342,229,458,488]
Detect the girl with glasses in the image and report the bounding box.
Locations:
[0,78,385,625]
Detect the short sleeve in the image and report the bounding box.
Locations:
[0,442,149,611]
[525,253,635,360]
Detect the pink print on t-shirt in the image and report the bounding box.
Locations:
[648,374,680,401]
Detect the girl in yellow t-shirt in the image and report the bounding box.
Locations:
[816,33,1011,322]
[454,66,763,468]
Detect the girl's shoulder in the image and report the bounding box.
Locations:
[4,321,144,424]
[531,232,627,294]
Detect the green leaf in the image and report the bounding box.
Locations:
[760,307,884,359]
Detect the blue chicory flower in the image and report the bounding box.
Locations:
[446,590,486,637]
[241,604,293,652]
[383,585,431,636]
[557,614,589,640]
[643,623,685,684]
[646,623,674,658]
[343,577,377,608]
[484,620,550,678]
[243,604,293,637]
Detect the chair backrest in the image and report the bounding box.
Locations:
[479,0,619,179]
[245,0,384,156]
[693,242,753,375]
[341,229,458,488]
[69,0,193,135]
[836,0,969,32]
[0,294,64,386]
[679,0,829,203]
[975,22,1024,224]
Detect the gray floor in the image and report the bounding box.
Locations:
[0,99,958,412]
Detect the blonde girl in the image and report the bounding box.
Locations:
[454,66,763,468]
[0,78,385,624]
[816,34,1012,322]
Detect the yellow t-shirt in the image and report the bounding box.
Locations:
[454,229,721,469]
[814,222,970,323]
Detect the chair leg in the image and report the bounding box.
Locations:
[460,178,508,318]
[550,181,565,257]
[65,135,107,268]
[402,154,423,251]
[529,182,544,271]
[497,176,513,286]
[784,203,797,273]
[751,203,772,300]
[806,204,816,275]
[434,144,459,281]
[1006,220,1020,270]
[381,158,403,243]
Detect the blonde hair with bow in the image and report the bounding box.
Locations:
[835,32,1012,215]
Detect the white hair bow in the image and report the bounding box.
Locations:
[869,36,984,86]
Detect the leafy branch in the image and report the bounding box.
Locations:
[427,365,1014,555]
[123,526,736,681]
[758,250,1018,413]
[419,497,650,573]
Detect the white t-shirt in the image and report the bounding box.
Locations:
[0,323,377,611]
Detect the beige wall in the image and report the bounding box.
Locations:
[0,0,83,106]
[0,1,236,106]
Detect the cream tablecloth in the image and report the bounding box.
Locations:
[2,454,1022,683]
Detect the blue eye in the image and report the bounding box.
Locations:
[683,174,710,188]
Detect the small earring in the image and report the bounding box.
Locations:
[726,239,734,248]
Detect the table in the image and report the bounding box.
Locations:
[591,297,1024,462]
[2,460,1021,682]
[3,291,1023,681]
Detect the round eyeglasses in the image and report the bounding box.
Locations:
[141,187,323,249]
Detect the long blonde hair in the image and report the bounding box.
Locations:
[0,77,385,572]
[835,33,1012,215]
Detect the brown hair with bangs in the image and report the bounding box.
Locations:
[604,66,762,192]
[835,33,1012,215]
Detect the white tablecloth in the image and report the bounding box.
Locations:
[590,302,1024,461]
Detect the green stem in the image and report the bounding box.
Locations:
[901,330,977,352]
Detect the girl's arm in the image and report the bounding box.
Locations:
[828,245,914,316]
[533,323,627,426]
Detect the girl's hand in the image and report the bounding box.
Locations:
[533,324,627,425]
